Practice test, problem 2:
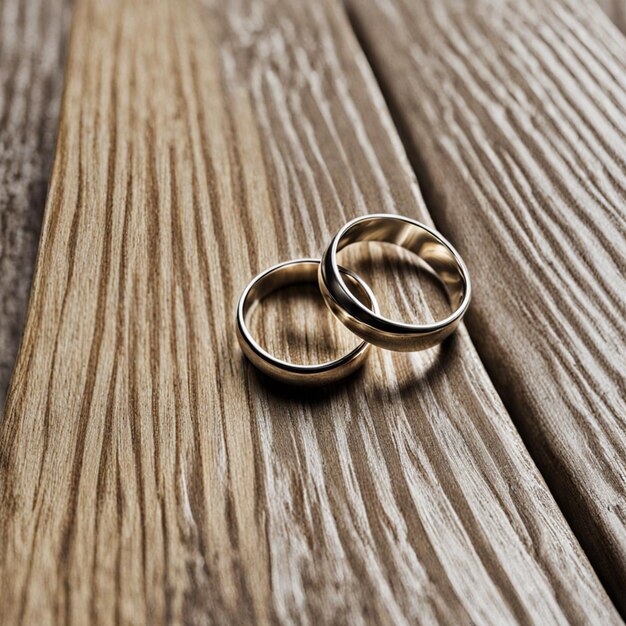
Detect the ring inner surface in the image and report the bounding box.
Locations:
[336,218,466,310]
[243,261,373,367]
[244,262,318,319]
[245,261,372,321]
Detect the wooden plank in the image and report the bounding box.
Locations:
[346,0,626,613]
[0,0,71,411]
[0,0,619,622]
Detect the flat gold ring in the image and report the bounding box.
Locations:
[236,258,379,385]
[319,214,471,352]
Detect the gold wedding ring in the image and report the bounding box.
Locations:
[236,214,471,382]
[318,214,471,352]
[236,259,379,385]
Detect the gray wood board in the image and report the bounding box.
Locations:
[0,0,72,412]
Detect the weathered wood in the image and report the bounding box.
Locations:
[346,0,626,612]
[0,0,71,412]
[0,0,619,623]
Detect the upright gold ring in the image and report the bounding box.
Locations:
[319,214,471,352]
[236,258,379,385]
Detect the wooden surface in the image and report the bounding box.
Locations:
[0,0,71,411]
[346,0,626,613]
[0,0,621,623]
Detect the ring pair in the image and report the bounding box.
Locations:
[236,214,471,385]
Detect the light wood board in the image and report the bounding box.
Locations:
[0,0,620,623]
[346,0,626,612]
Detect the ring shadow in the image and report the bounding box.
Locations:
[242,332,459,411]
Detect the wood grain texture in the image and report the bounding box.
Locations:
[0,0,620,623]
[346,0,626,613]
[0,0,71,412]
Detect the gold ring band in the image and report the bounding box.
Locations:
[318,214,471,352]
[236,259,379,385]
